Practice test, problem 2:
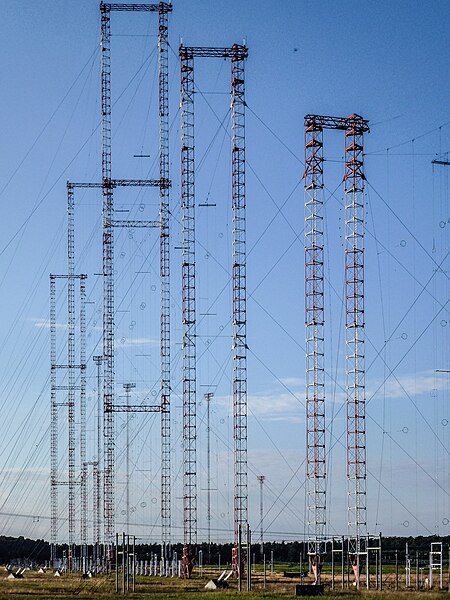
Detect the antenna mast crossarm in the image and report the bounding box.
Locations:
[101,3,172,13]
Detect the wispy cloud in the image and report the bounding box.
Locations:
[249,391,304,420]
[368,369,448,401]
[279,376,304,388]
[31,316,159,348]
[116,337,159,348]
[214,388,304,422]
[218,369,447,421]
[32,318,67,330]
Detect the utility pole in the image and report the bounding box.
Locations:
[123,383,136,536]
[257,476,265,556]
[205,392,214,558]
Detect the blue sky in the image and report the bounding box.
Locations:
[0,0,448,545]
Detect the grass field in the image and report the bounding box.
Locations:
[0,569,449,600]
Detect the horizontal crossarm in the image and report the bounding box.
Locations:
[102,3,172,13]
[305,114,369,133]
[179,44,248,60]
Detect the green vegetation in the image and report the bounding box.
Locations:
[0,535,448,598]
[0,570,449,600]
[1,535,448,568]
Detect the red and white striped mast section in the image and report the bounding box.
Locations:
[303,113,369,586]
[344,115,369,585]
[304,116,326,584]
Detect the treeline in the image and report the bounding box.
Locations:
[0,535,449,566]
[377,536,450,563]
[193,537,450,565]
[186,537,450,564]
[0,536,49,565]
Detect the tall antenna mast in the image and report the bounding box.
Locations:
[80,275,87,548]
[179,44,249,579]
[303,113,369,586]
[304,116,325,584]
[99,0,172,550]
[180,44,197,578]
[158,1,172,562]
[67,184,76,547]
[231,45,248,579]
[50,275,57,565]
[50,183,87,559]
[100,2,115,546]
[344,115,368,584]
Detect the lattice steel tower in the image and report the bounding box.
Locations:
[344,116,369,567]
[100,2,114,545]
[158,2,172,560]
[231,47,248,579]
[50,183,87,559]
[304,116,325,583]
[303,114,369,584]
[179,44,248,579]
[93,355,103,546]
[50,274,57,563]
[67,183,76,546]
[180,44,196,578]
[99,1,172,547]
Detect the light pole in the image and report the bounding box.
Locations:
[257,475,265,555]
[204,392,214,561]
[123,383,136,536]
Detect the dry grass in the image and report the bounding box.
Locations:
[0,569,448,599]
